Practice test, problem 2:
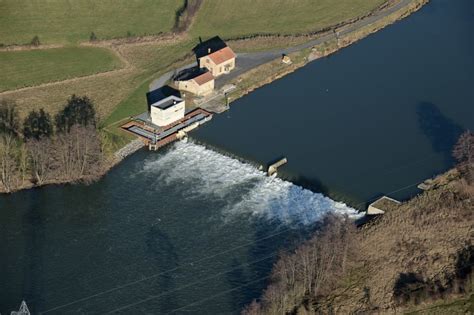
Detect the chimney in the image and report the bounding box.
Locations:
[208,48,211,54]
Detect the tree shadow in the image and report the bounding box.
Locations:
[146,225,179,312]
[21,193,45,313]
[416,102,463,165]
[289,174,329,196]
[393,272,426,305]
[226,258,251,310]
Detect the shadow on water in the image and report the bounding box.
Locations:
[22,196,45,314]
[146,225,179,312]
[243,220,312,308]
[245,223,282,306]
[284,172,329,196]
[416,102,464,165]
[226,258,251,310]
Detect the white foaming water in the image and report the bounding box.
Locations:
[142,141,359,225]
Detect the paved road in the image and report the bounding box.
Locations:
[149,0,416,91]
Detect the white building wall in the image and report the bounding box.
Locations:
[150,100,185,127]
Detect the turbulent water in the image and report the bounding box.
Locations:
[0,142,357,314]
[143,141,358,225]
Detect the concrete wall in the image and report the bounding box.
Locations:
[150,100,185,127]
[367,196,401,215]
[367,205,385,215]
[196,79,214,95]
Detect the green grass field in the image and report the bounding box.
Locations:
[0,0,183,45]
[0,46,123,92]
[103,41,195,127]
[191,0,385,39]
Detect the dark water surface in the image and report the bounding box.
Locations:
[194,0,474,205]
[0,143,356,314]
[1,0,473,313]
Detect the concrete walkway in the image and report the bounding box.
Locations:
[149,0,416,92]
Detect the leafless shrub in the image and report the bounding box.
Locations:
[0,133,19,193]
[243,215,357,315]
[453,130,474,184]
[53,125,103,182]
[26,137,54,185]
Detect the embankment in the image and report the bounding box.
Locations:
[243,171,473,314]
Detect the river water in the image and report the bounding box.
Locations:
[1,0,473,313]
[194,0,474,205]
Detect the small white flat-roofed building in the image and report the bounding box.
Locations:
[150,95,185,127]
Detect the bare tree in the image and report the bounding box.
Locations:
[453,130,474,183]
[18,142,29,186]
[242,299,263,315]
[54,125,103,181]
[0,133,18,192]
[244,215,358,315]
[27,138,54,185]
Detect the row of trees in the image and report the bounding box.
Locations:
[244,216,358,315]
[0,95,104,193]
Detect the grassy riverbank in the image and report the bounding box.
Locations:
[243,169,474,314]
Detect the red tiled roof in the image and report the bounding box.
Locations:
[192,71,214,86]
[206,46,236,65]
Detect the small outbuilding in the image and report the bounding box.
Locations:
[175,69,214,96]
[199,46,236,77]
[282,54,292,64]
[194,36,236,77]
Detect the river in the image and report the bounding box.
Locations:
[1,0,473,313]
[194,0,474,205]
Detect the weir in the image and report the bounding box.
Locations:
[143,141,359,225]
